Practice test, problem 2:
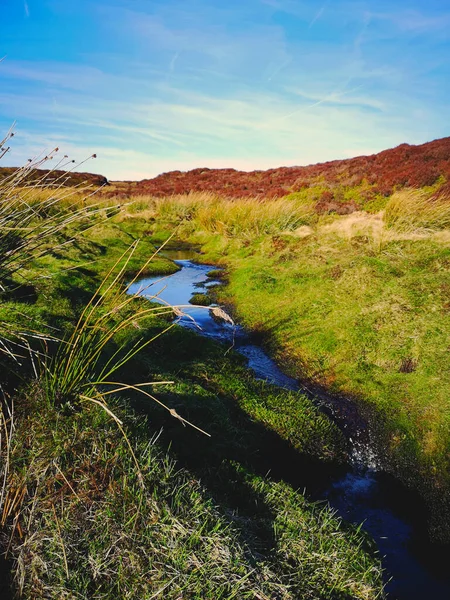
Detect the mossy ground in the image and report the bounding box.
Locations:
[189,292,213,305]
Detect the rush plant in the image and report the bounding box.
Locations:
[41,240,210,437]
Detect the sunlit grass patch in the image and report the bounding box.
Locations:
[384,189,450,233]
[4,380,383,599]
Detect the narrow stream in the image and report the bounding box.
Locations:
[128,251,450,600]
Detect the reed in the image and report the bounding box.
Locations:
[0,132,107,285]
[0,132,116,363]
[119,192,316,238]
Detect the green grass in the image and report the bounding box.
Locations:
[206,268,224,278]
[116,191,450,540]
[6,362,382,599]
[189,292,213,306]
[0,190,385,598]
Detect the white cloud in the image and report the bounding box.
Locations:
[1,74,435,180]
[1,1,449,180]
[309,2,328,28]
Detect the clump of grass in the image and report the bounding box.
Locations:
[0,135,105,285]
[116,192,316,240]
[384,189,450,232]
[0,132,113,360]
[41,239,209,438]
[189,292,212,306]
[207,268,223,278]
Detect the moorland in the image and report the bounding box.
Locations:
[0,135,449,599]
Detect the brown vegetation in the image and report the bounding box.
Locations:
[109,136,450,201]
[0,166,108,187]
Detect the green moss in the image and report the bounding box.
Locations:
[206,268,223,278]
[189,292,213,306]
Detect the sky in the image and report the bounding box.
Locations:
[0,0,449,180]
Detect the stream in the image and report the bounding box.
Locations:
[128,250,450,600]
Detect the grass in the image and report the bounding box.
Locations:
[0,139,111,361]
[0,158,385,598]
[189,292,213,306]
[113,189,450,541]
[5,388,383,599]
[384,189,450,232]
[121,191,317,239]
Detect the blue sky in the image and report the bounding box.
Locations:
[1,0,449,179]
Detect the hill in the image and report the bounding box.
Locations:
[111,136,450,211]
[0,166,109,188]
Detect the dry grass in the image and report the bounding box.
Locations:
[0,133,115,361]
[117,190,450,253]
[384,189,450,233]
[318,208,450,253]
[119,192,316,239]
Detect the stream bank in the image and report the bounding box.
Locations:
[129,248,450,600]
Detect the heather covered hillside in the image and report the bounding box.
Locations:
[4,136,450,206]
[110,136,450,206]
[0,166,108,188]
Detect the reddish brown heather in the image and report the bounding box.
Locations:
[2,136,450,201]
[114,136,450,200]
[0,167,108,188]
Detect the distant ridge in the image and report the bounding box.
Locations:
[0,167,108,188]
[120,136,450,202]
[2,137,450,203]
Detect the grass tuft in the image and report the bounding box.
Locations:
[384,189,450,232]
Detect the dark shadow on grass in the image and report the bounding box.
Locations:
[0,552,14,600]
[0,282,37,304]
[120,326,359,568]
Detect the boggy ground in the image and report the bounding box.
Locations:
[113,190,450,543]
[0,202,385,599]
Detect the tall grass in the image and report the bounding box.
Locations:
[384,189,450,232]
[0,135,195,560]
[41,239,209,436]
[0,133,116,360]
[123,192,316,238]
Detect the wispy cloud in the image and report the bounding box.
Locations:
[309,2,328,28]
[24,1,29,18]
[0,67,434,179]
[169,52,179,73]
[372,8,450,34]
[1,0,449,179]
